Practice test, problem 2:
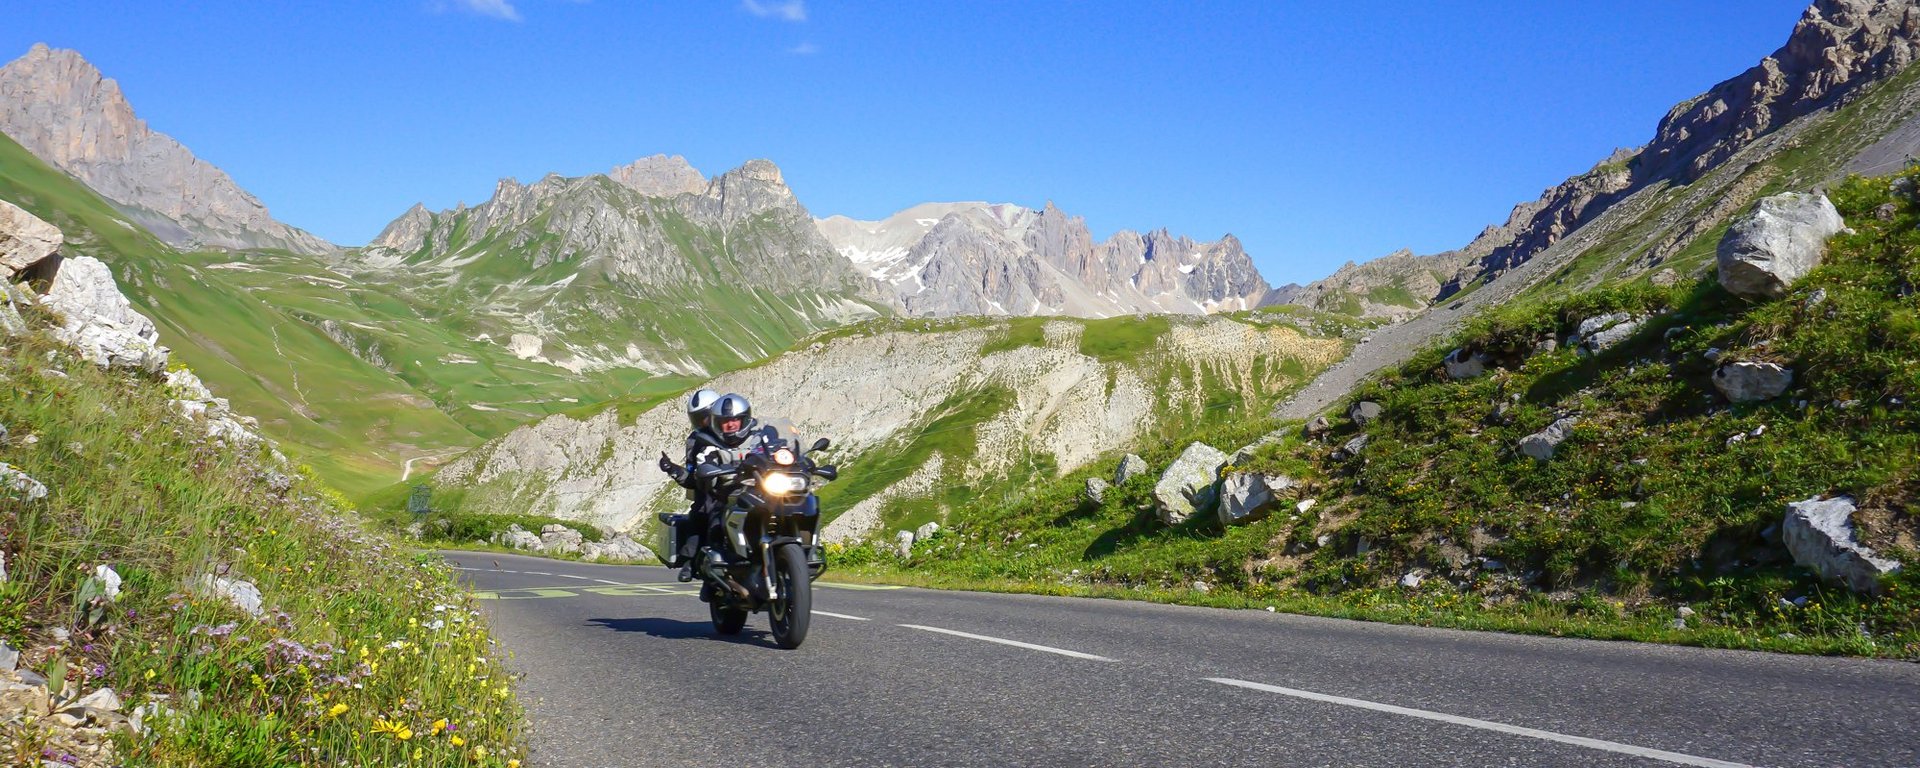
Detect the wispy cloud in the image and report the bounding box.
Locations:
[448,0,523,21]
[787,41,820,55]
[742,0,806,22]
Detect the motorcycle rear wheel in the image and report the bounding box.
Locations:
[710,600,748,635]
[768,543,812,649]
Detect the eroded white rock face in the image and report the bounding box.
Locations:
[442,315,1345,537]
[0,198,61,275]
[39,256,168,374]
[1717,193,1845,300]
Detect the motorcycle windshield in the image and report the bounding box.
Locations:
[759,417,801,452]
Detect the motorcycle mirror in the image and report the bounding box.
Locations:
[811,437,832,452]
[813,465,838,481]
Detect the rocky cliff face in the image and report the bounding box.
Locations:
[0,44,332,256]
[434,314,1345,535]
[1440,0,1920,294]
[1283,248,1471,320]
[817,202,1273,317]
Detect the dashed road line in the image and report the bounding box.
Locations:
[813,611,869,621]
[898,624,1115,662]
[1205,678,1757,768]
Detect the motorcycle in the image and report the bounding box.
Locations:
[658,426,836,649]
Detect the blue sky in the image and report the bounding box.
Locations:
[7,1,1810,285]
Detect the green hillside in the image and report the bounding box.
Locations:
[0,132,482,496]
[842,171,1920,659]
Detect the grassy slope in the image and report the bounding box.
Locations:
[0,317,524,765]
[838,172,1920,659]
[0,133,481,497]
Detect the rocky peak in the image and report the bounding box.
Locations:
[608,154,706,198]
[0,44,332,255]
[1644,0,1920,180]
[692,159,803,226]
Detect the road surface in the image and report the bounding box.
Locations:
[446,551,1920,768]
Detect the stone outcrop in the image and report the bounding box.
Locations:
[1713,361,1795,402]
[0,199,60,276]
[817,201,1271,317]
[1782,495,1902,594]
[1571,313,1644,355]
[1347,401,1384,427]
[0,45,332,255]
[1716,193,1847,299]
[1152,442,1228,524]
[581,534,655,563]
[1443,348,1489,379]
[1084,477,1110,505]
[607,154,707,198]
[1114,454,1150,485]
[1284,248,1470,320]
[38,256,168,374]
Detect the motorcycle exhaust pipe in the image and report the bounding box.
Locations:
[702,557,752,600]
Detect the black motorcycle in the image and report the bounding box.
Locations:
[658,428,836,649]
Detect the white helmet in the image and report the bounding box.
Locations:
[686,388,721,428]
[711,393,754,446]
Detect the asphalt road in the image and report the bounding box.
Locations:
[445,551,1920,768]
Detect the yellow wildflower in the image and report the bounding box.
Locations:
[508,761,521,768]
[144,669,156,681]
[431,718,448,733]
[471,745,488,759]
[451,735,466,747]
[372,718,413,741]
[326,703,349,718]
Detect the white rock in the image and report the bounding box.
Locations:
[1399,572,1424,588]
[894,530,916,557]
[1152,442,1228,524]
[1573,313,1644,354]
[1347,400,1384,426]
[198,575,264,618]
[1084,476,1110,505]
[0,639,16,672]
[1782,496,1902,595]
[0,551,7,584]
[1712,361,1793,402]
[1295,498,1318,514]
[493,526,541,551]
[1191,580,1211,593]
[92,564,122,601]
[70,687,121,713]
[1336,433,1370,460]
[580,535,656,563]
[1218,472,1293,526]
[914,521,941,541]
[1717,192,1845,300]
[1443,348,1489,379]
[1114,454,1149,485]
[0,199,62,276]
[1677,606,1696,619]
[0,462,47,501]
[38,256,168,374]
[1518,417,1578,461]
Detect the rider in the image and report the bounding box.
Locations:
[662,388,722,581]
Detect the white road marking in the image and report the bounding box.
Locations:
[813,611,869,621]
[899,624,1115,662]
[1205,678,1757,768]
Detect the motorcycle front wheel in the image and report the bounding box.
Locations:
[767,543,812,649]
[710,599,748,636]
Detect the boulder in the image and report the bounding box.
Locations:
[915,521,942,541]
[1347,401,1384,427]
[1302,416,1331,439]
[1782,496,1902,595]
[1334,433,1370,461]
[1649,268,1682,287]
[1443,348,1489,380]
[580,535,655,563]
[894,530,916,557]
[537,526,584,555]
[1152,442,1228,524]
[1572,313,1643,355]
[38,256,168,374]
[1084,477,1111,505]
[1114,454,1149,485]
[1712,361,1793,402]
[1218,473,1294,526]
[1518,417,1578,461]
[70,687,121,714]
[0,199,62,277]
[494,524,541,551]
[1717,192,1845,300]
[0,462,47,502]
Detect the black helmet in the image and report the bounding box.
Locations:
[686,388,720,429]
[711,394,753,446]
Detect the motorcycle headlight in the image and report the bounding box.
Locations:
[762,472,806,496]
[773,448,796,466]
